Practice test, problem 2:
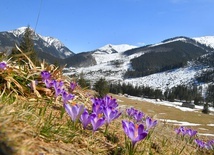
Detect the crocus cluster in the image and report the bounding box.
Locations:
[195,139,214,150]
[175,126,197,138]
[122,107,157,148]
[0,61,7,70]
[80,95,121,132]
[126,107,157,131]
[62,95,122,133]
[41,71,121,133]
[40,70,75,103]
[175,126,198,144]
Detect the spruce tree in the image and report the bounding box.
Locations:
[10,26,37,64]
[94,78,109,97]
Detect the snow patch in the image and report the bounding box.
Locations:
[194,36,214,49]
[9,27,28,37]
[159,119,201,126]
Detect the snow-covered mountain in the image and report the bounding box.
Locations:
[95,44,137,54]
[64,36,214,94]
[1,27,74,59]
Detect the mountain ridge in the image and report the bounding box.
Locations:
[1,27,74,59]
[1,27,214,93]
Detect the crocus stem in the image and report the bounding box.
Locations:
[129,142,135,155]
[104,124,109,136]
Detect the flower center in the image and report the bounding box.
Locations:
[134,124,139,138]
[98,113,103,118]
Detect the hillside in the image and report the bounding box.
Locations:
[64,36,214,95]
[0,58,213,155]
[122,36,213,77]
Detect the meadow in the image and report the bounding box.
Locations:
[0,57,213,155]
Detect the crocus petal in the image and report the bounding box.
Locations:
[80,109,91,129]
[146,117,157,130]
[92,102,103,114]
[134,111,144,122]
[64,103,73,119]
[122,120,129,135]
[104,107,121,124]
[90,113,105,131]
[0,62,7,70]
[44,79,53,88]
[64,103,84,122]
[70,82,77,91]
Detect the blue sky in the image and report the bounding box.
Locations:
[1,0,214,53]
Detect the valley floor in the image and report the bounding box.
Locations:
[111,93,214,137]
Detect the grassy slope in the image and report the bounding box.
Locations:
[0,60,213,155]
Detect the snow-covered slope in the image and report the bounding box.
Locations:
[92,44,137,64]
[123,66,202,92]
[193,36,214,49]
[64,44,139,81]
[149,37,187,48]
[64,36,213,94]
[9,27,27,37]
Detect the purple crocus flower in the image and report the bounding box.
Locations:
[133,111,144,122]
[41,71,51,80]
[103,95,118,109]
[61,90,75,104]
[70,81,77,91]
[126,107,138,117]
[90,113,105,132]
[145,117,157,130]
[186,128,197,137]
[91,98,105,107]
[175,126,187,136]
[91,96,118,109]
[0,62,7,70]
[103,107,121,125]
[80,109,91,129]
[195,139,205,149]
[64,103,84,122]
[92,101,104,115]
[122,120,148,146]
[52,80,64,97]
[205,140,214,150]
[41,71,54,88]
[44,79,54,88]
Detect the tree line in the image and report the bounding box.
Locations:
[86,78,214,111]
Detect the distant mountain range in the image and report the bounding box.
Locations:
[1,27,214,93]
[0,27,74,59]
[63,36,214,95]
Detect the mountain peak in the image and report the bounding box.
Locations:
[1,27,74,59]
[98,44,137,54]
[8,27,34,37]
